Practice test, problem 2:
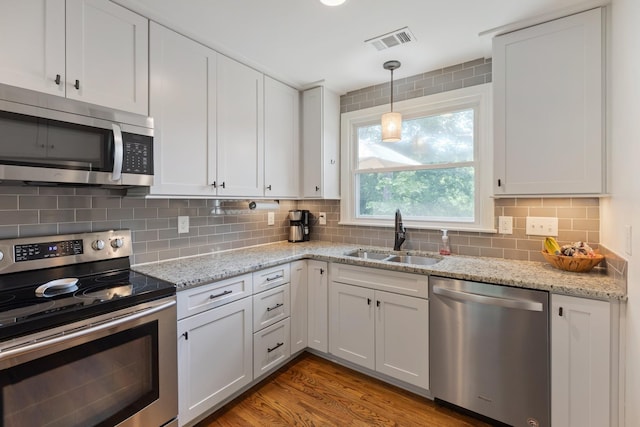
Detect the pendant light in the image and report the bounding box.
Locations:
[381,60,402,142]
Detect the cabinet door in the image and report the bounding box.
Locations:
[0,0,65,96]
[149,23,217,197]
[66,0,149,114]
[177,297,252,426]
[302,86,340,199]
[264,76,300,198]
[329,282,375,369]
[307,260,328,352]
[216,55,264,196]
[375,290,429,389]
[551,294,610,427]
[493,8,603,195]
[290,260,308,354]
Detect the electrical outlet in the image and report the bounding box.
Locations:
[318,212,326,225]
[498,216,513,234]
[177,216,189,234]
[267,212,275,226]
[625,225,632,255]
[526,216,558,236]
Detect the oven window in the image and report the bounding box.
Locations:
[1,322,159,427]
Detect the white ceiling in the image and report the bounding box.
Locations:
[115,0,604,94]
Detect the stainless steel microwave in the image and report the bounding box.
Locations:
[0,83,154,187]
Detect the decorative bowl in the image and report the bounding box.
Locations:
[541,250,604,273]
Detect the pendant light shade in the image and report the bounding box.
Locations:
[381,112,402,142]
[382,60,402,142]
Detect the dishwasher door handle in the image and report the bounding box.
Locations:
[432,285,543,312]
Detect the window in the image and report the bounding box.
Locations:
[340,84,494,231]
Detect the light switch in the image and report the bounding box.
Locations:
[498,216,513,234]
[625,225,632,255]
[526,216,558,236]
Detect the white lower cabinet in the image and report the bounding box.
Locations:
[290,260,308,354]
[551,294,612,427]
[252,275,292,380]
[329,281,429,390]
[177,296,253,427]
[307,260,329,352]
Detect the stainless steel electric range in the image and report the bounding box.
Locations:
[0,230,177,427]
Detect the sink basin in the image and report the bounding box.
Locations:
[385,255,441,266]
[345,250,391,260]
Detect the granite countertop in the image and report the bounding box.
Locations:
[131,241,627,301]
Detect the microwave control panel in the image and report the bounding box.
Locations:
[122,134,153,175]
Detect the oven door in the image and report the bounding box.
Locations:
[0,297,177,427]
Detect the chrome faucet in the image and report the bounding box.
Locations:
[394,209,406,251]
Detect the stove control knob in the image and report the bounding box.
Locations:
[92,239,106,251]
[111,238,124,249]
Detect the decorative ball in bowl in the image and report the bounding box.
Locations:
[541,250,604,273]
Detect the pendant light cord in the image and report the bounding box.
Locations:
[390,68,394,112]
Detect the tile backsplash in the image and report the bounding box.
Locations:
[0,185,295,265]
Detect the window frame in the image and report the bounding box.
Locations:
[340,83,495,232]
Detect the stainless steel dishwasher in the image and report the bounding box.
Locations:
[429,276,549,427]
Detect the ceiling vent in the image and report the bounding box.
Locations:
[365,27,416,51]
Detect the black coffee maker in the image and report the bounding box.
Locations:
[288,210,310,242]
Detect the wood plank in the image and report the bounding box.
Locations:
[196,352,490,427]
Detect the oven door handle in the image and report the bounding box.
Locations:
[0,300,175,361]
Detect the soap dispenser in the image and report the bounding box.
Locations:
[439,229,451,255]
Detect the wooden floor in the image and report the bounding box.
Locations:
[196,352,490,427]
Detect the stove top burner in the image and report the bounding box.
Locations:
[0,267,175,341]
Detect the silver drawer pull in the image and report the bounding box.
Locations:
[267,342,284,353]
[210,290,233,299]
[266,303,284,312]
[265,274,283,282]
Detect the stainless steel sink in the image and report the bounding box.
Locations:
[345,250,441,266]
[344,250,391,260]
[385,255,441,266]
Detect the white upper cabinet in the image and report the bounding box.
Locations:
[147,23,217,197]
[216,55,264,197]
[0,0,148,115]
[0,0,65,96]
[302,86,340,199]
[493,8,604,196]
[264,77,300,198]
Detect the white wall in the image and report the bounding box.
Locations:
[601,0,640,425]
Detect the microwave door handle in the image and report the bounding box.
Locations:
[111,123,123,181]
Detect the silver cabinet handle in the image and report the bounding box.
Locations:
[432,285,543,312]
[210,290,232,299]
[266,302,284,312]
[111,124,124,181]
[266,274,283,282]
[267,342,284,353]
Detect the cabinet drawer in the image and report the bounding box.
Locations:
[330,263,428,298]
[253,318,290,380]
[253,284,290,331]
[253,263,290,293]
[177,273,253,319]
